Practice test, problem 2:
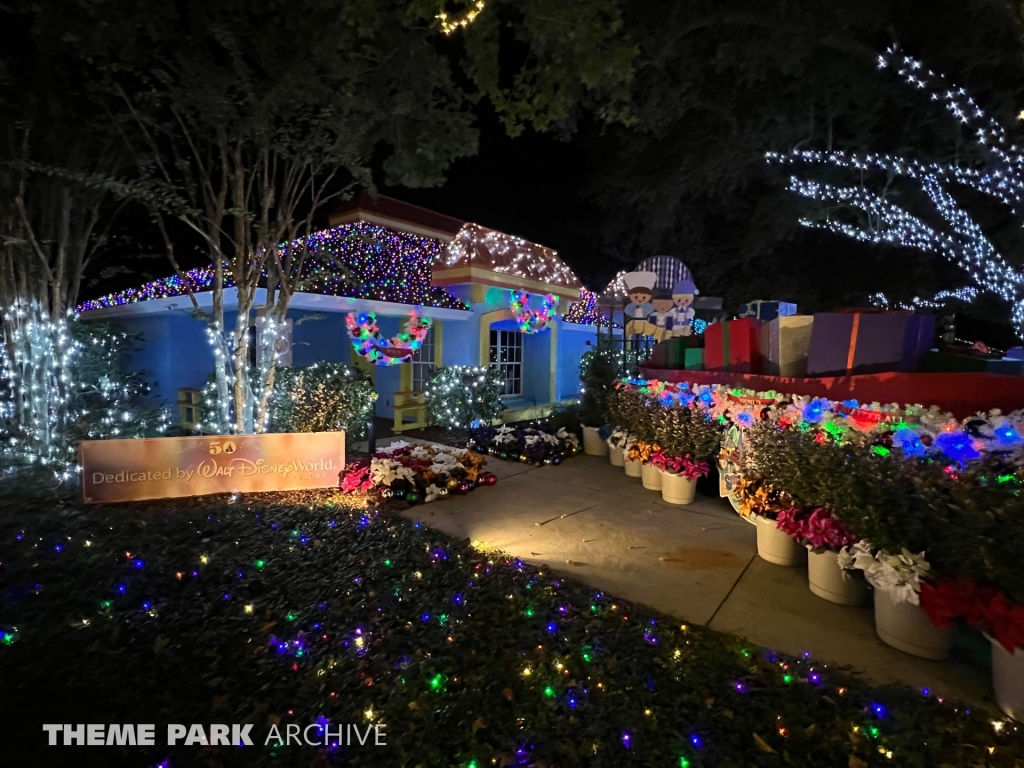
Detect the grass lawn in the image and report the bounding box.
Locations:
[1,488,1021,767]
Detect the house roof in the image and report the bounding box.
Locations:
[78,196,587,317]
[327,192,465,241]
[432,222,582,302]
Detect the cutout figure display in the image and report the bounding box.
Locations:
[622,271,656,336]
[671,279,699,337]
[647,289,676,341]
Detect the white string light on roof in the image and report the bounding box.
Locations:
[869,287,980,311]
[444,223,579,288]
[766,44,1024,336]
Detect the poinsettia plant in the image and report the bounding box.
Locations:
[775,507,858,551]
[649,449,710,479]
[920,577,1024,654]
[837,541,932,606]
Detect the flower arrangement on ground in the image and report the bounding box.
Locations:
[341,441,494,504]
[468,424,580,465]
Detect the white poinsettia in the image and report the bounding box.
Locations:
[378,440,411,455]
[370,458,416,486]
[607,428,632,449]
[494,429,518,445]
[837,540,931,605]
[425,484,443,503]
[429,452,460,475]
[409,445,432,460]
[555,427,579,448]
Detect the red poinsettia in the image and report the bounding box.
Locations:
[919,577,1024,653]
[775,507,858,550]
[649,449,710,480]
[340,458,374,493]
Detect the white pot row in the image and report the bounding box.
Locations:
[751,512,1024,721]
[612,450,698,506]
[582,426,609,456]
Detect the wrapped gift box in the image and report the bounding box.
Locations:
[683,348,704,370]
[759,315,814,377]
[705,318,761,374]
[738,300,798,322]
[920,351,1024,375]
[807,312,935,376]
[649,337,704,369]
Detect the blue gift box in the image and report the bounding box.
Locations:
[738,300,797,322]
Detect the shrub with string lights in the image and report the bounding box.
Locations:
[270,363,377,436]
[424,366,504,432]
[0,307,170,480]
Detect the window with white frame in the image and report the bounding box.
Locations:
[489,329,522,396]
[411,325,437,392]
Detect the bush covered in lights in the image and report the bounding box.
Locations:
[270,363,377,435]
[424,365,504,432]
[0,315,169,479]
[578,342,620,427]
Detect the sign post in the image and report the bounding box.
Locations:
[79,432,344,504]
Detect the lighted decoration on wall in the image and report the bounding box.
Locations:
[510,291,558,334]
[346,311,432,366]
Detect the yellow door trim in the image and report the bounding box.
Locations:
[478,309,515,367]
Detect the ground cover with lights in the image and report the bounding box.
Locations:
[1,488,1022,768]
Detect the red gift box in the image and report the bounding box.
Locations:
[705,318,761,374]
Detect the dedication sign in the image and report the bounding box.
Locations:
[80,432,345,503]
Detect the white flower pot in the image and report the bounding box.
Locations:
[608,445,624,466]
[989,634,1024,722]
[659,469,697,505]
[754,515,806,566]
[807,549,867,606]
[624,457,643,477]
[873,589,952,660]
[582,426,609,456]
[641,461,662,490]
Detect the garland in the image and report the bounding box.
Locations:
[510,291,558,334]
[346,311,432,366]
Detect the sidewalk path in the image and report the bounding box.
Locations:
[391,445,994,709]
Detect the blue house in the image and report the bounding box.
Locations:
[77,194,599,431]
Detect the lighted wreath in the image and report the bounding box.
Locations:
[346,311,432,366]
[510,291,559,334]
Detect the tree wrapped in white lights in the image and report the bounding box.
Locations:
[767,46,1024,335]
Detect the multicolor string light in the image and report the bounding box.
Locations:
[766,45,1024,336]
[346,311,433,366]
[563,289,599,325]
[77,223,466,313]
[509,291,558,333]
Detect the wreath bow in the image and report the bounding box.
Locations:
[346,311,432,366]
[510,291,558,334]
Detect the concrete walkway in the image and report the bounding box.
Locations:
[392,444,994,709]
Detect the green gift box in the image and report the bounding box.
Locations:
[652,337,703,369]
[684,348,704,370]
